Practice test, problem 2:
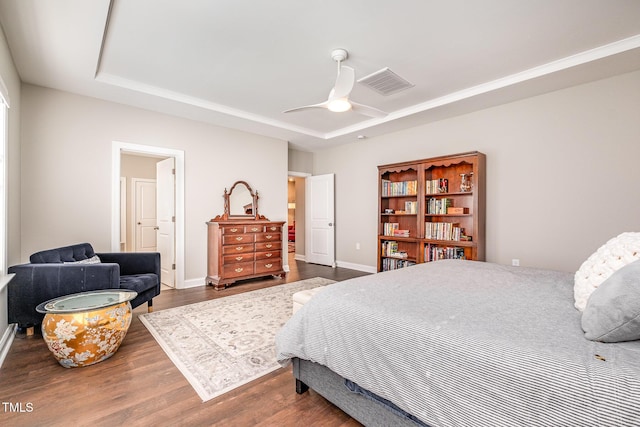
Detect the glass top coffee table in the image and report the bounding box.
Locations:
[36,289,137,313]
[36,290,137,368]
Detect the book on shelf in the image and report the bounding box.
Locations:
[426,197,452,215]
[380,240,408,258]
[383,222,399,236]
[424,244,466,262]
[382,258,416,271]
[424,221,465,241]
[425,178,448,195]
[381,179,418,197]
[404,201,417,214]
[383,223,410,238]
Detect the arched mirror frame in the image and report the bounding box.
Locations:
[216,181,266,221]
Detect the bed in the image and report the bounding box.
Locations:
[276,258,640,427]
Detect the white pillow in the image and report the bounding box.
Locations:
[63,255,102,265]
[574,232,640,311]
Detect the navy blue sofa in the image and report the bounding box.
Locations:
[8,243,161,329]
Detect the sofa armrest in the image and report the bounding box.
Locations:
[97,252,160,277]
[7,263,120,327]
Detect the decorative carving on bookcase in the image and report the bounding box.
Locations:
[426,159,473,169]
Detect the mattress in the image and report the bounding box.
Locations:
[276,260,640,427]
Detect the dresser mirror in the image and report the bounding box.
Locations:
[225,181,258,219]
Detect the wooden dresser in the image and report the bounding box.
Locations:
[206,219,286,290]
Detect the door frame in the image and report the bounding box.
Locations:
[111,141,185,289]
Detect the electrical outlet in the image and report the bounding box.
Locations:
[356,242,361,250]
[512,259,520,267]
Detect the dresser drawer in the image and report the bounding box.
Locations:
[222,234,254,245]
[222,243,255,254]
[223,253,255,264]
[255,241,281,251]
[255,259,282,274]
[255,250,280,260]
[245,224,263,233]
[221,226,244,234]
[256,232,281,243]
[264,224,282,233]
[223,261,254,278]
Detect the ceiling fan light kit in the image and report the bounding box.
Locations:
[283,48,388,118]
[327,98,351,112]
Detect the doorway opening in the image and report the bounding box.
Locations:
[287,171,311,262]
[111,142,185,289]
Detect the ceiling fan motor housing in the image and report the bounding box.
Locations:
[331,48,348,63]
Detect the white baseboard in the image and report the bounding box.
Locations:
[0,323,17,369]
[335,260,377,274]
[180,277,206,289]
[292,255,375,274]
[175,260,375,290]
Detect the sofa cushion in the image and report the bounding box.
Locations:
[30,243,97,264]
[119,274,159,293]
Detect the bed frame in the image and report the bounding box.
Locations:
[293,358,427,427]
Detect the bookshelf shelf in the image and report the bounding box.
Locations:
[423,239,475,247]
[377,151,486,272]
[424,214,473,217]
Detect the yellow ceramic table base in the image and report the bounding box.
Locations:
[37,290,136,368]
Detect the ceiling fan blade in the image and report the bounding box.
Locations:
[283,100,329,114]
[331,65,355,100]
[350,101,388,118]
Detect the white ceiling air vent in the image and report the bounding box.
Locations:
[357,67,414,96]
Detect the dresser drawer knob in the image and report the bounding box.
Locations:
[266,235,273,239]
[235,246,244,251]
[265,244,272,248]
[230,228,238,232]
[265,253,272,257]
[269,226,277,231]
[251,227,259,232]
[235,267,244,273]
[265,263,273,268]
[235,256,243,261]
[235,236,243,241]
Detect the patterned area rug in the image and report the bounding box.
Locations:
[139,277,335,402]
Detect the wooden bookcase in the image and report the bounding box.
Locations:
[377,151,486,272]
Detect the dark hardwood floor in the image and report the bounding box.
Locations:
[0,255,370,427]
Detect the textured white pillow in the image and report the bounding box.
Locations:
[574,232,640,311]
[63,255,101,265]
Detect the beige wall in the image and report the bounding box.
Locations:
[20,85,289,283]
[0,19,22,350]
[314,70,640,273]
[288,148,313,174]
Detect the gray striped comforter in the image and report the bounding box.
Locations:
[276,260,640,427]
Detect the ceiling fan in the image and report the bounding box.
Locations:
[283,49,388,118]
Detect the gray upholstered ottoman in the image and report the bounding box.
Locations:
[292,287,326,314]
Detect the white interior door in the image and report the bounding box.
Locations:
[305,174,335,267]
[157,157,176,287]
[133,179,157,252]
